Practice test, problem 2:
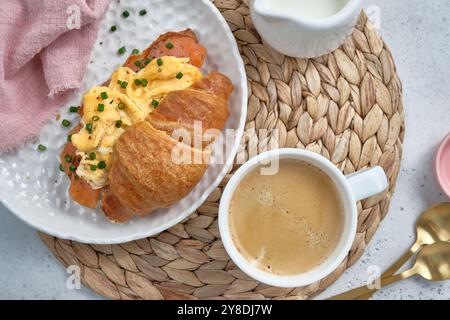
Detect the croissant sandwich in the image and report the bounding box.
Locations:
[60,30,233,223]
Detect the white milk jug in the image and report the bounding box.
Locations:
[250,0,362,58]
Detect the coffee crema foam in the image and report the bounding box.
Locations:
[229,159,344,276]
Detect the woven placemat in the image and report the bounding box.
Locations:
[38,2,404,300]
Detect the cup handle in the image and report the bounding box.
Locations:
[345,166,388,202]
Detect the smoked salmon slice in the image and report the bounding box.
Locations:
[69,175,100,209]
[124,29,206,72]
[60,124,100,208]
[60,125,81,176]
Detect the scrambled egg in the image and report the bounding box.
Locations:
[71,56,203,189]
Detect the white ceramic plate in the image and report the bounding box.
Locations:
[0,0,247,244]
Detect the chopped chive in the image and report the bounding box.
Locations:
[165,42,174,49]
[89,152,96,160]
[117,80,122,85]
[118,102,126,110]
[120,81,128,89]
[118,46,126,55]
[176,72,184,79]
[115,120,123,128]
[141,79,148,87]
[134,60,141,67]
[62,119,71,127]
[67,134,72,142]
[69,164,76,172]
[151,99,159,107]
[90,165,97,171]
[122,10,130,18]
[85,123,93,133]
[59,164,65,172]
[64,154,72,163]
[139,9,147,16]
[97,103,105,112]
[156,58,163,66]
[92,115,100,122]
[100,92,108,100]
[69,106,79,113]
[110,25,117,32]
[37,144,47,152]
[144,58,152,65]
[132,48,140,55]
[98,161,107,169]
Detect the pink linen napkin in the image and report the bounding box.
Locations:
[0,0,111,154]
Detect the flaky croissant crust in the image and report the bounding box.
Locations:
[102,72,233,222]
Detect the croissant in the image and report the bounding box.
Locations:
[103,72,233,222]
[61,30,234,223]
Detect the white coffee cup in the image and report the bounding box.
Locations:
[250,0,362,58]
[219,149,388,288]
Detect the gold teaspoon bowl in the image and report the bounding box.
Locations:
[330,203,450,300]
[414,242,450,281]
[329,241,450,300]
[385,203,450,276]
[416,203,450,247]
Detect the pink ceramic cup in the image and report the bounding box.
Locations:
[435,133,450,199]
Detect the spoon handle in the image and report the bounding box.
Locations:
[328,272,412,300]
[355,241,422,300]
[382,241,421,276]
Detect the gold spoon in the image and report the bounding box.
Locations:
[331,202,450,300]
[329,241,450,300]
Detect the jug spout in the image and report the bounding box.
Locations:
[251,0,318,23]
[251,0,284,21]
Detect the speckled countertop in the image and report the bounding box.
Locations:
[1,0,450,300]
